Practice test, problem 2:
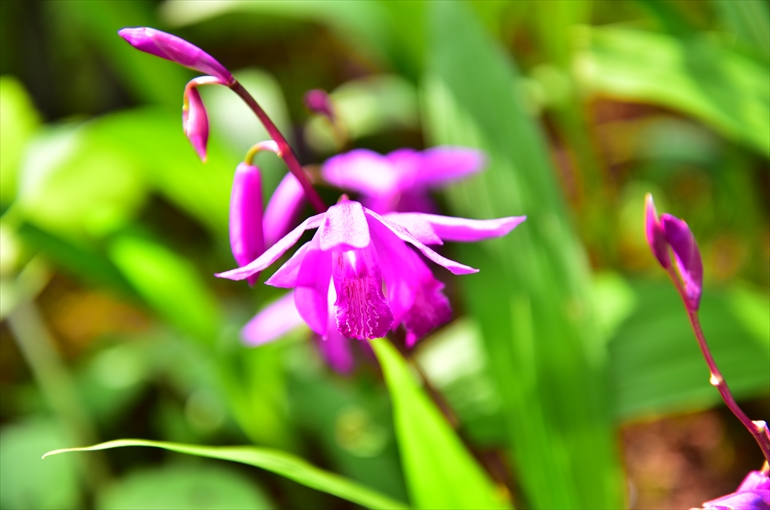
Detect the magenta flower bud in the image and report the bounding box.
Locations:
[702,470,770,509]
[644,194,670,269]
[183,86,209,162]
[303,89,335,121]
[229,163,265,286]
[661,213,703,311]
[118,27,234,85]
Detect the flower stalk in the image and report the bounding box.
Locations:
[645,194,770,465]
[229,81,327,214]
[666,263,770,465]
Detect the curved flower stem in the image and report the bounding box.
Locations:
[666,266,770,464]
[229,81,327,214]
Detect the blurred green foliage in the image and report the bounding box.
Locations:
[0,1,767,509]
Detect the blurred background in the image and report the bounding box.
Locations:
[0,1,768,508]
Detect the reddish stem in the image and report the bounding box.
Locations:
[229,81,327,214]
[666,267,770,464]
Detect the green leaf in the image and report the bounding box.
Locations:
[371,339,509,510]
[97,463,274,510]
[43,439,409,510]
[109,234,220,343]
[15,222,135,297]
[16,121,147,238]
[88,108,234,237]
[422,2,625,507]
[575,26,770,156]
[0,76,40,205]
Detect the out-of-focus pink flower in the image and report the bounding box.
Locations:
[229,163,264,286]
[118,27,234,85]
[702,470,770,510]
[183,86,209,161]
[321,147,486,214]
[304,89,336,122]
[644,193,703,311]
[217,198,524,344]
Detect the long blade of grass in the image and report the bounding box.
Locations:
[43,439,409,510]
[422,2,625,507]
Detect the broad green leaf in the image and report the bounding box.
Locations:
[16,122,147,238]
[371,338,509,510]
[710,0,770,62]
[0,76,40,205]
[109,234,220,343]
[97,463,274,509]
[1,418,80,509]
[15,222,135,297]
[422,2,625,507]
[43,439,409,510]
[88,108,234,237]
[609,280,770,420]
[575,26,770,156]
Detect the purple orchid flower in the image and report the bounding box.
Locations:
[217,198,524,345]
[321,147,486,214]
[644,193,703,311]
[702,470,770,510]
[118,27,234,85]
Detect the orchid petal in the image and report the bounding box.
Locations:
[264,172,306,247]
[661,214,703,311]
[318,200,370,252]
[264,243,311,288]
[294,235,332,336]
[703,471,770,510]
[183,87,209,161]
[216,213,324,281]
[118,27,234,84]
[321,149,401,196]
[229,163,264,285]
[366,210,478,275]
[644,194,670,269]
[318,327,355,374]
[386,213,525,243]
[241,292,304,346]
[412,147,486,188]
[368,222,418,326]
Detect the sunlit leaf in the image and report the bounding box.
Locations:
[109,234,220,343]
[575,26,770,156]
[422,2,625,507]
[371,338,509,510]
[43,439,409,510]
[0,76,40,205]
[16,122,147,238]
